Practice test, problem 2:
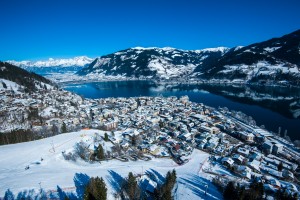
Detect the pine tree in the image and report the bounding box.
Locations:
[61,122,67,133]
[161,189,172,200]
[97,144,105,160]
[84,177,107,200]
[171,169,177,185]
[125,172,139,200]
[104,132,109,142]
[4,189,14,200]
[223,181,236,200]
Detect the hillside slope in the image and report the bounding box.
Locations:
[78,29,300,85]
[0,61,53,92]
[77,47,229,80]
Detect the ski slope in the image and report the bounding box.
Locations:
[0,129,222,199]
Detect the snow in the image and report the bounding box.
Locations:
[40,107,58,118]
[93,58,111,69]
[0,129,221,199]
[234,46,244,51]
[147,58,196,79]
[264,47,281,53]
[194,47,230,54]
[218,61,300,81]
[0,78,23,92]
[7,56,93,68]
[243,49,253,53]
[132,47,156,50]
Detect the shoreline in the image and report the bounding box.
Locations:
[57,77,300,89]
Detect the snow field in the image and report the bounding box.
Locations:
[0,129,222,199]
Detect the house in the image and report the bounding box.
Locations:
[138,144,150,153]
[264,176,281,188]
[272,143,283,155]
[221,157,235,167]
[249,151,263,161]
[103,120,118,131]
[234,165,252,180]
[232,154,246,165]
[172,143,181,152]
[122,129,139,140]
[120,140,130,149]
[283,183,298,193]
[206,142,217,151]
[262,141,273,154]
[238,132,254,143]
[282,169,294,181]
[248,159,261,173]
[237,147,250,157]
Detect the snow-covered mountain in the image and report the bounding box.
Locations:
[78,29,300,85]
[7,56,93,68]
[77,47,230,80]
[208,29,300,84]
[0,61,54,92]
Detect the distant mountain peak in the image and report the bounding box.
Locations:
[6,56,94,68]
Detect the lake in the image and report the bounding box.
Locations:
[63,80,300,141]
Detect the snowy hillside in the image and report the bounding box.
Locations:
[0,129,222,200]
[77,47,229,80]
[77,29,300,85]
[7,56,93,68]
[0,78,23,92]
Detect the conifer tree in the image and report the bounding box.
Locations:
[61,122,67,133]
[104,132,109,142]
[3,189,14,200]
[97,144,105,160]
[125,172,140,200]
[84,177,107,200]
[172,169,177,183]
[223,181,236,200]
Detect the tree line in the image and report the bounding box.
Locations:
[223,180,298,200]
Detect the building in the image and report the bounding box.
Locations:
[263,141,273,154]
[238,132,254,143]
[272,143,283,155]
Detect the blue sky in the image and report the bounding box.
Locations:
[1,0,300,61]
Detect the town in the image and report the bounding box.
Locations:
[0,81,299,198]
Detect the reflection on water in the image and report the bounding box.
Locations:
[64,81,300,140]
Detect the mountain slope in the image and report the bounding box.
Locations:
[77,47,230,80]
[0,61,53,92]
[78,29,300,85]
[208,29,300,84]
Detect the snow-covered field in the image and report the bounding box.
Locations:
[0,129,222,199]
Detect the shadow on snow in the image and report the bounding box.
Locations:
[179,174,223,200]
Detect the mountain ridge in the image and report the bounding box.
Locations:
[7,56,93,68]
[77,29,300,85]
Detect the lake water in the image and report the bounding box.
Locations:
[64,81,300,141]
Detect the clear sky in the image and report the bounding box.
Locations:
[1,0,300,61]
